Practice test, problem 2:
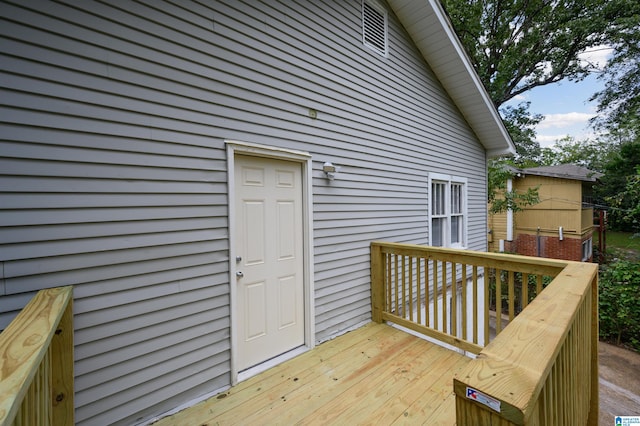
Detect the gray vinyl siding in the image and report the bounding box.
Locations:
[0,0,487,424]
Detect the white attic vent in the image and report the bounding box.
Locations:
[362,0,388,57]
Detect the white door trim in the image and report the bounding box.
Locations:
[226,140,315,384]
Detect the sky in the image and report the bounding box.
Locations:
[504,46,613,148]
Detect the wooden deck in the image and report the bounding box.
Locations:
[2,247,598,425]
[154,323,471,425]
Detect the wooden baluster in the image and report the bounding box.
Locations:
[409,257,414,321]
[496,269,502,334]
[461,264,467,341]
[45,346,51,425]
[416,257,422,325]
[508,270,515,322]
[451,262,457,337]
[394,254,399,315]
[442,261,448,334]
[433,259,438,331]
[522,273,529,309]
[425,259,430,327]
[386,254,392,314]
[472,265,478,344]
[401,255,406,317]
[483,267,489,345]
[537,274,543,296]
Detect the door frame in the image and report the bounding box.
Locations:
[226,140,315,384]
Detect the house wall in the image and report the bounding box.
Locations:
[488,192,508,252]
[514,232,592,261]
[514,176,583,235]
[514,234,582,262]
[582,206,595,233]
[0,1,488,424]
[489,175,597,261]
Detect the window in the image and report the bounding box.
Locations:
[362,0,388,57]
[431,181,446,246]
[450,183,464,245]
[429,174,467,248]
[582,238,593,261]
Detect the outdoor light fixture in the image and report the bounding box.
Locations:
[323,162,338,180]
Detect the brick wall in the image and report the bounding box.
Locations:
[513,233,593,262]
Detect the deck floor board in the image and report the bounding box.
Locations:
[154,323,471,425]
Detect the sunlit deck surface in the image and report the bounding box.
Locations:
[155,323,471,425]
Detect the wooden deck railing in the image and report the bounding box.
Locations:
[370,242,598,425]
[370,242,566,353]
[0,286,74,426]
[454,261,598,425]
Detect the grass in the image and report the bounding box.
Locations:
[595,230,640,261]
[605,231,640,250]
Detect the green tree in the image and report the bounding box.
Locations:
[596,141,640,231]
[488,160,540,214]
[605,166,640,232]
[442,0,638,213]
[441,0,635,108]
[501,102,543,166]
[539,135,617,172]
[590,0,640,136]
[599,259,640,350]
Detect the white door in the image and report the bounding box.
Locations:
[234,155,305,371]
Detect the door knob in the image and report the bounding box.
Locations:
[236,271,244,277]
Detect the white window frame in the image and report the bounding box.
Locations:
[362,0,388,57]
[428,173,468,249]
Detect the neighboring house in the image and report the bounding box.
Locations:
[489,164,602,262]
[0,1,514,425]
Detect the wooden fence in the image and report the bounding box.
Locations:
[370,242,598,424]
[0,286,74,426]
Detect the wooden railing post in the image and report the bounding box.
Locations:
[371,242,384,323]
[51,293,74,426]
[0,286,74,426]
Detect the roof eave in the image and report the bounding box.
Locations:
[387,0,516,157]
[486,147,517,159]
[521,170,601,182]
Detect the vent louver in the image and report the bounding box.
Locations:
[362,1,388,56]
